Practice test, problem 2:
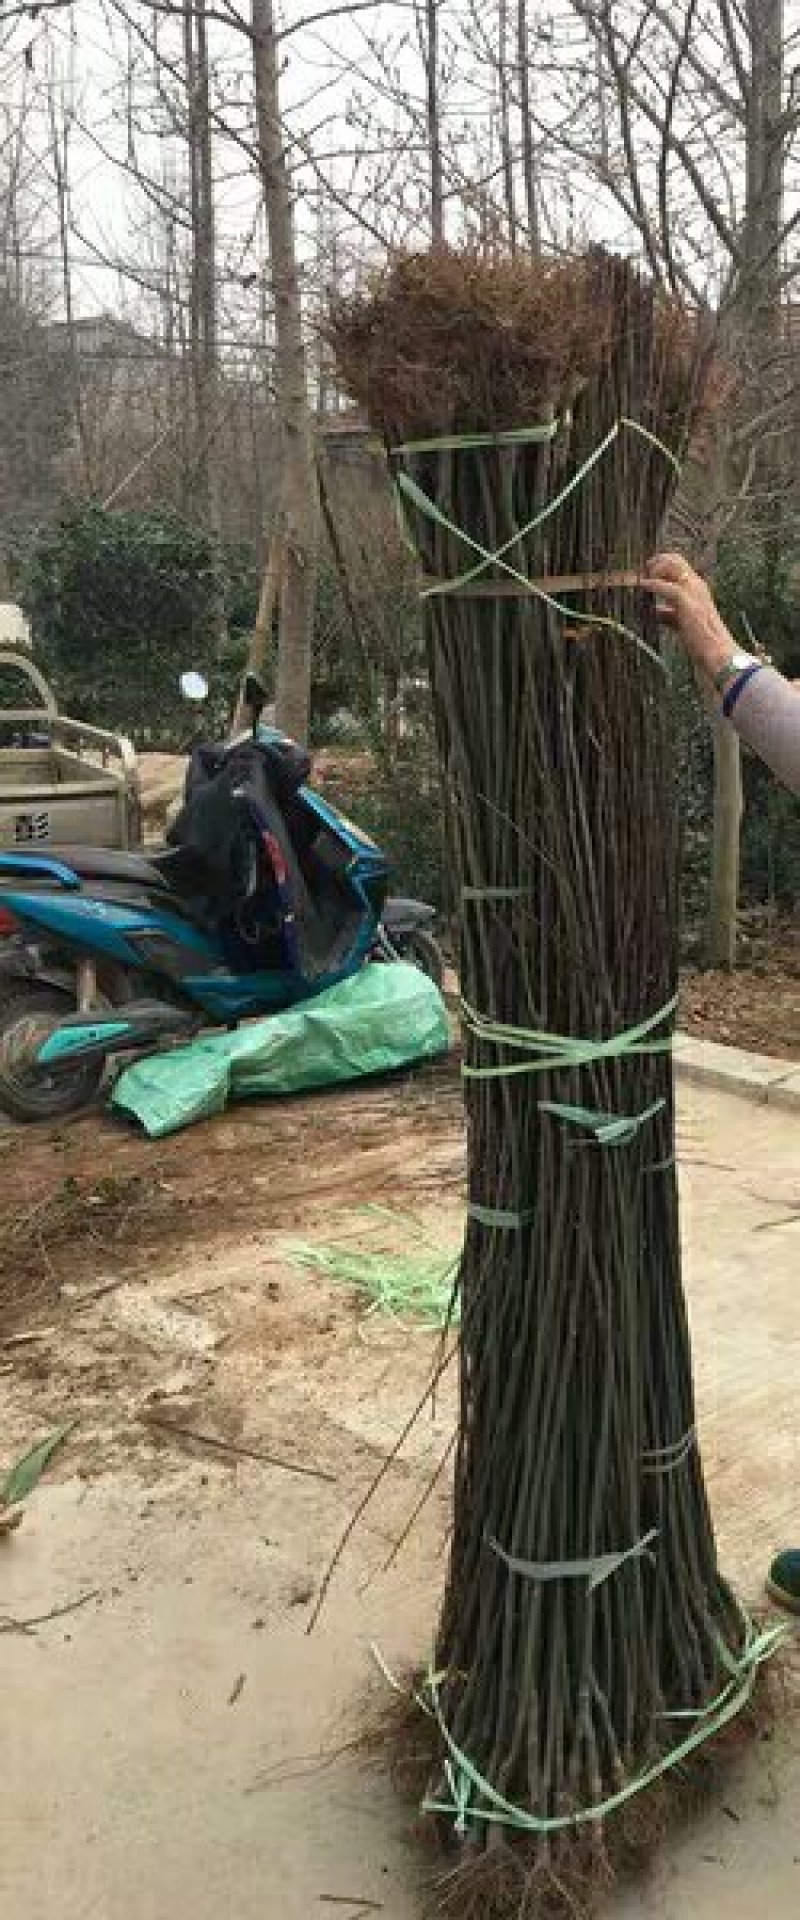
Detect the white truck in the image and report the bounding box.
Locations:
[0,650,141,852]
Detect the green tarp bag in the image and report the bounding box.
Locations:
[111,961,450,1138]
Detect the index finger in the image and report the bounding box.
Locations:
[644,552,694,584]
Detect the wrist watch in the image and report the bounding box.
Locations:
[712,651,753,694]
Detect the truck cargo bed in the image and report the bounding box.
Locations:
[0,651,140,851]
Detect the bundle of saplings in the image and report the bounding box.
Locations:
[327,249,783,1916]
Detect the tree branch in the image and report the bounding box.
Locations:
[717,0,750,100]
[587,0,740,262]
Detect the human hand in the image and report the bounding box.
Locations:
[642,552,738,681]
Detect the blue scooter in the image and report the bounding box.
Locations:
[0,673,441,1122]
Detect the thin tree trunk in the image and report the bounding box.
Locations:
[708,715,743,968]
[746,0,785,573]
[694,422,742,971]
[705,0,784,971]
[2,75,29,296]
[49,94,92,493]
[419,0,444,244]
[315,446,376,730]
[195,0,220,531]
[498,0,517,249]
[231,513,286,734]
[251,0,318,744]
[183,0,205,516]
[517,0,540,253]
[694,421,743,972]
[183,0,219,530]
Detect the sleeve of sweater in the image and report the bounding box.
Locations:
[726,667,800,797]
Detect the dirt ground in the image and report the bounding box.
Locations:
[681,922,800,1062]
[2,1066,800,1920]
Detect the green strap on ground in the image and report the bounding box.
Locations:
[422,1616,787,1838]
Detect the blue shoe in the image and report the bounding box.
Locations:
[766,1549,800,1614]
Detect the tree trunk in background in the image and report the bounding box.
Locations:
[49,95,93,493]
[697,420,744,972]
[419,0,444,244]
[705,0,784,970]
[252,0,317,744]
[709,717,743,968]
[195,0,220,531]
[517,0,541,253]
[498,0,517,249]
[231,513,286,734]
[183,1,203,508]
[183,0,219,530]
[743,0,785,581]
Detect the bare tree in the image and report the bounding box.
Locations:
[48,67,93,492]
[553,0,798,966]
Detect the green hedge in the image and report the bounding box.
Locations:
[22,505,227,745]
[19,506,423,751]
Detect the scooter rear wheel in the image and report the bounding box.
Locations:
[389,927,445,990]
[0,988,105,1124]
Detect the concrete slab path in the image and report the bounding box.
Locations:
[2,1078,799,1920]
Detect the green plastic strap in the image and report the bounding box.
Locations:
[642,1433,696,1476]
[392,414,679,673]
[489,1528,657,1595]
[657,1624,788,1720]
[461,994,677,1083]
[421,1616,788,1838]
[443,1757,472,1835]
[467,1203,535,1230]
[621,415,682,473]
[394,421,561,456]
[539,1097,665,1147]
[370,1641,432,1709]
[396,467,668,670]
[642,1427,696,1464]
[401,419,620,600]
[392,477,422,561]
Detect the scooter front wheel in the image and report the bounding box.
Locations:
[0,988,105,1124]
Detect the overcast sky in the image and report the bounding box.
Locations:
[4,1,800,348]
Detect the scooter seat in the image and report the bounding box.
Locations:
[52,846,172,890]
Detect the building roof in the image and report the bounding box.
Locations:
[46,313,161,361]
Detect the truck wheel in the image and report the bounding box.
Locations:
[0,988,104,1124]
